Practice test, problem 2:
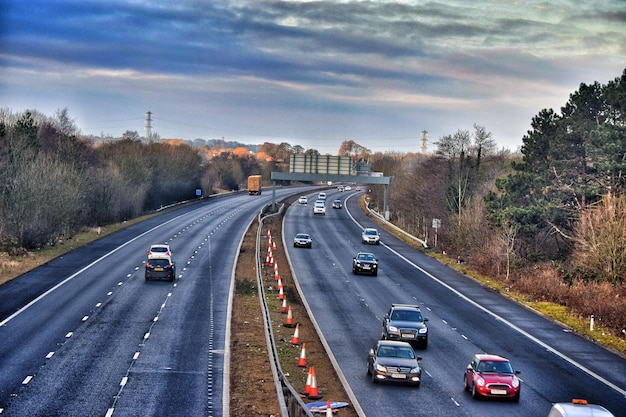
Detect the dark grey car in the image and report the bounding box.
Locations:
[367,340,422,386]
[145,257,176,281]
[382,304,429,348]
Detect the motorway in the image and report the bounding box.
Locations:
[0,188,306,417]
[283,189,626,417]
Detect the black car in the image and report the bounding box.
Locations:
[352,252,378,276]
[145,257,176,281]
[332,199,342,209]
[382,304,429,348]
[367,340,422,386]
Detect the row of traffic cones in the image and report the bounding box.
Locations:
[266,228,323,402]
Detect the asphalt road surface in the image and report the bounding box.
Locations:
[283,188,626,417]
[0,188,310,417]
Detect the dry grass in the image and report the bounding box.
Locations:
[0,218,154,286]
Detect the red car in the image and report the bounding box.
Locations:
[464,354,520,401]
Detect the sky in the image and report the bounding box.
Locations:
[1,1,625,155]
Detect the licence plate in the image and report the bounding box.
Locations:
[391,373,406,379]
[401,334,413,338]
[155,267,164,271]
[363,265,370,269]
[490,389,507,395]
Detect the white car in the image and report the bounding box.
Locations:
[548,399,615,417]
[361,228,380,244]
[147,244,173,260]
[318,192,327,200]
[313,201,326,215]
[298,196,308,204]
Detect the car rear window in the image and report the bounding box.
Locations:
[150,259,171,267]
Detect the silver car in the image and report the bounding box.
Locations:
[293,233,312,248]
[361,228,380,244]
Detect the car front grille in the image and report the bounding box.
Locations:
[486,383,511,390]
[386,366,413,373]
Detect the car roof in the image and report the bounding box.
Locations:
[550,401,615,417]
[474,353,509,362]
[377,340,413,348]
[150,244,170,248]
[390,303,420,310]
[296,233,310,237]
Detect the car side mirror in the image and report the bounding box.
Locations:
[423,317,429,322]
[415,356,422,361]
[368,349,375,357]
[515,370,521,375]
[466,364,473,371]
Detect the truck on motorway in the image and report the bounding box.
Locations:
[248,175,262,195]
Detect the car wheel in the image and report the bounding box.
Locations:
[370,372,377,383]
[471,382,480,400]
[413,382,421,388]
[463,375,470,391]
[372,270,378,276]
[145,276,149,281]
[512,391,520,402]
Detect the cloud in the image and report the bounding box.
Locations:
[1,0,624,154]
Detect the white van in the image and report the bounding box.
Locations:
[547,399,615,417]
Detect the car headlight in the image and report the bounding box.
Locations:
[418,328,428,334]
[388,325,398,333]
[512,377,520,388]
[476,377,485,387]
[375,364,387,373]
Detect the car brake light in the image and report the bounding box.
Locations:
[572,399,588,405]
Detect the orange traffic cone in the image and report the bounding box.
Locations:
[269,253,274,266]
[272,240,277,250]
[265,253,270,266]
[281,297,287,313]
[278,285,285,300]
[325,400,332,417]
[267,229,271,239]
[297,343,307,367]
[291,323,300,345]
[277,277,283,291]
[284,305,294,327]
[274,261,278,273]
[302,367,312,395]
[274,269,280,281]
[307,366,322,399]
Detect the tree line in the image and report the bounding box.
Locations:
[2,68,624,334]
